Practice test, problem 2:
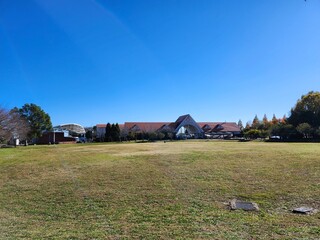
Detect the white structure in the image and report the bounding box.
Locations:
[53,123,86,136]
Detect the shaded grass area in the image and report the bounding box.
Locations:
[0,142,319,239]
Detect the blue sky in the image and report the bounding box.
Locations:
[1,0,320,126]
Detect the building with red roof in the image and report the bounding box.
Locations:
[96,114,241,140]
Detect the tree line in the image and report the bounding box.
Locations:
[123,131,174,142]
[104,123,121,142]
[241,91,320,140]
[97,123,174,142]
[2,91,320,144]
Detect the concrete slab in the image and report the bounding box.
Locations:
[229,199,259,211]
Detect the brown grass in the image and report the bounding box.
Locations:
[0,141,319,239]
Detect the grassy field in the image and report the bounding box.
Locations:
[0,141,319,239]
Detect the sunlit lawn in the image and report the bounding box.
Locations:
[0,141,319,239]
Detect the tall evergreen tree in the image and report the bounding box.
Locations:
[105,123,111,142]
[110,124,117,141]
[237,119,244,131]
[115,123,121,141]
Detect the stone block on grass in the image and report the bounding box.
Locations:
[229,199,259,211]
[292,207,318,215]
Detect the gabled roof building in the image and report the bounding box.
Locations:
[96,114,241,139]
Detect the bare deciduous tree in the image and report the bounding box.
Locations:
[0,106,29,144]
[0,107,11,142]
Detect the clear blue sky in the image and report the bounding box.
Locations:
[1,0,320,127]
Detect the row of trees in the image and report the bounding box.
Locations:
[241,91,320,140]
[2,91,319,144]
[105,123,121,142]
[0,103,52,144]
[123,131,174,142]
[101,124,174,142]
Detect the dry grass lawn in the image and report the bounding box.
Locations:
[0,141,319,239]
